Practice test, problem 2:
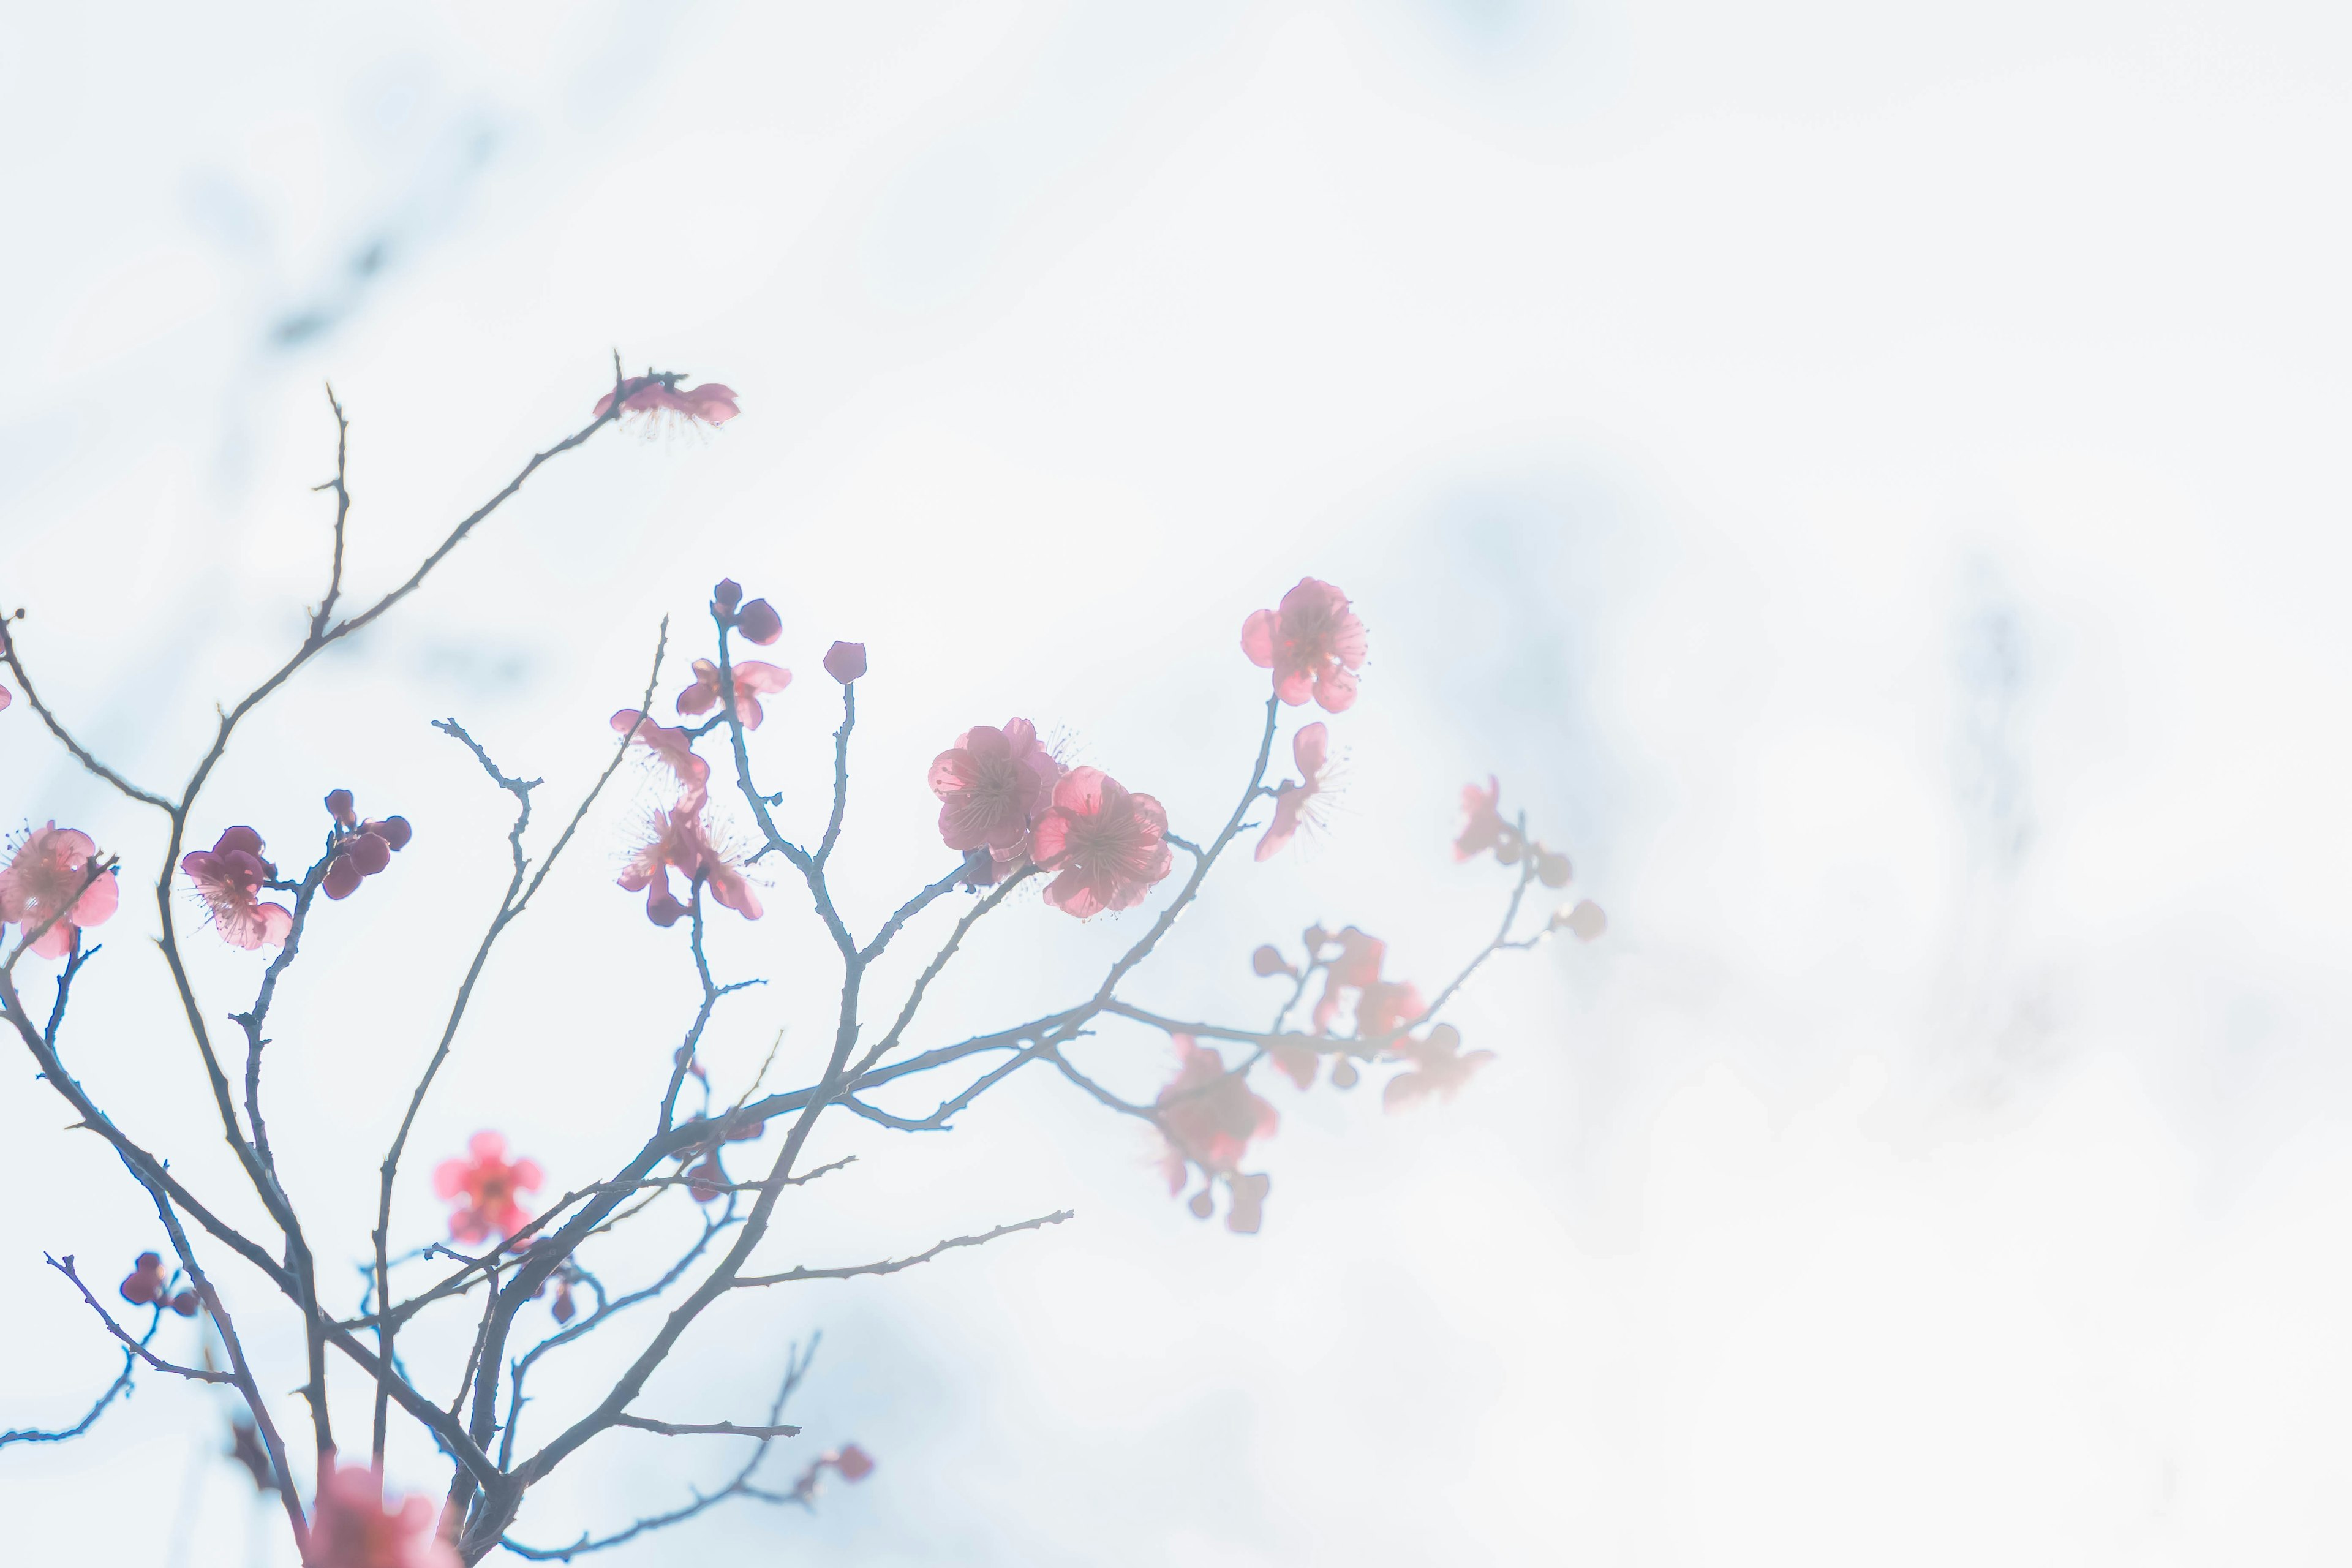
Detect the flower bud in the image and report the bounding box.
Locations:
[1188,1190,1214,1219]
[737,599,782,645]
[324,789,357,827]
[712,578,744,614]
[1330,1060,1359,1090]
[1302,925,1331,952]
[831,1445,876,1482]
[169,1290,200,1317]
[822,641,867,684]
[1552,899,1607,941]
[371,815,413,851]
[1535,848,1572,888]
[1251,944,1293,978]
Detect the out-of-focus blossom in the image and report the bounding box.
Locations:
[793,1443,878,1501]
[677,658,792,730]
[1031,767,1173,918]
[685,1150,727,1202]
[929,719,1061,858]
[1156,1035,1277,1193]
[119,1252,167,1305]
[1382,1023,1497,1113]
[1553,899,1608,941]
[1535,847,1573,887]
[618,807,763,926]
[1241,578,1368,714]
[823,642,867,684]
[325,789,358,828]
[1251,944,1295,978]
[2,684,13,712]
[1267,1035,1322,1091]
[0,822,118,959]
[433,1131,542,1244]
[1453,777,1512,862]
[1309,925,1387,1033]
[1356,978,1427,1040]
[323,813,411,902]
[594,377,739,426]
[610,710,712,807]
[1226,1170,1271,1234]
[303,1463,459,1568]
[1254,722,1332,861]
[182,827,294,950]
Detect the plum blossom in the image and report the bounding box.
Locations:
[1254,722,1331,861]
[610,710,711,807]
[710,578,783,645]
[1242,578,1368,714]
[1382,1023,1497,1114]
[1,822,118,959]
[1356,977,1427,1039]
[1309,925,1387,1034]
[181,827,294,950]
[618,806,763,927]
[1266,1034,1323,1091]
[1453,777,1513,862]
[303,1463,459,1568]
[677,658,792,729]
[929,719,1061,859]
[1156,1035,1278,1189]
[433,1131,542,1244]
[823,641,867,684]
[1030,767,1174,918]
[593,376,739,427]
[324,813,412,901]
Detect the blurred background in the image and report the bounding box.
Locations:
[6,2,2352,1562]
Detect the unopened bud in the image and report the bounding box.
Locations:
[169,1290,200,1317]
[712,578,744,614]
[1251,944,1294,978]
[1187,1190,1214,1219]
[1552,899,1607,941]
[822,641,867,684]
[1535,848,1572,888]
[737,599,782,645]
[324,789,357,827]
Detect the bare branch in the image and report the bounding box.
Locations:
[733,1210,1074,1289]
[612,1416,803,1439]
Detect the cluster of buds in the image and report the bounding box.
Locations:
[710,578,782,646]
[118,1252,198,1317]
[675,1110,769,1204]
[1453,777,1573,886]
[321,789,412,900]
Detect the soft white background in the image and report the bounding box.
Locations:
[4,2,2351,1562]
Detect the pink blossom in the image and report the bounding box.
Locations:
[1309,925,1386,1033]
[1030,766,1174,918]
[592,377,739,426]
[1453,777,1513,862]
[1266,1035,1321,1091]
[618,807,763,926]
[303,1463,459,1568]
[1356,978,1427,1039]
[0,822,118,959]
[0,684,10,712]
[181,826,294,950]
[1254,722,1330,861]
[928,719,1061,858]
[1241,578,1368,714]
[823,641,867,684]
[1155,1035,1278,1192]
[1382,1023,1497,1114]
[610,710,712,807]
[676,658,792,729]
[433,1131,542,1245]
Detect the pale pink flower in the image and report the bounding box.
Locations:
[1156,1035,1278,1191]
[1254,722,1330,861]
[0,684,11,712]
[433,1131,542,1245]
[593,377,739,426]
[181,826,294,951]
[609,710,712,807]
[1030,767,1173,918]
[1309,925,1387,1033]
[928,719,1061,856]
[1382,1023,1497,1114]
[303,1463,459,1568]
[676,658,792,729]
[1241,578,1368,714]
[1453,776,1513,861]
[1355,978,1427,1040]
[618,807,763,926]
[0,822,119,959]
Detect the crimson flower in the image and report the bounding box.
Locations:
[677,658,792,729]
[610,709,712,808]
[619,807,763,926]
[324,813,412,901]
[710,578,782,645]
[303,1463,459,1568]
[593,377,739,426]
[181,827,294,950]
[928,718,1061,858]
[1156,1035,1278,1189]
[433,1131,543,1245]
[1242,577,1368,714]
[1254,722,1331,861]
[1382,1023,1497,1114]
[823,641,867,684]
[1030,767,1174,918]
[0,822,118,959]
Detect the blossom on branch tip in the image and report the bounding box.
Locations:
[712,579,782,645]
[1254,722,1331,861]
[1382,1023,1496,1114]
[1242,577,1368,713]
[677,658,791,729]
[618,807,763,925]
[303,1463,459,1568]
[433,1131,542,1244]
[1156,1035,1278,1195]
[1031,766,1173,918]
[1454,777,1512,862]
[929,718,1061,858]
[611,710,711,807]
[823,641,867,684]
[593,376,739,427]
[323,813,411,902]
[181,827,294,950]
[0,822,118,959]
[794,1444,878,1501]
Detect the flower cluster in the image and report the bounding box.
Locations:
[1245,924,1494,1110]
[433,1130,542,1245]
[118,1251,198,1317]
[594,375,740,428]
[1242,577,1368,714]
[1156,1035,1278,1232]
[0,821,118,959]
[304,1463,458,1568]
[1457,777,1607,940]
